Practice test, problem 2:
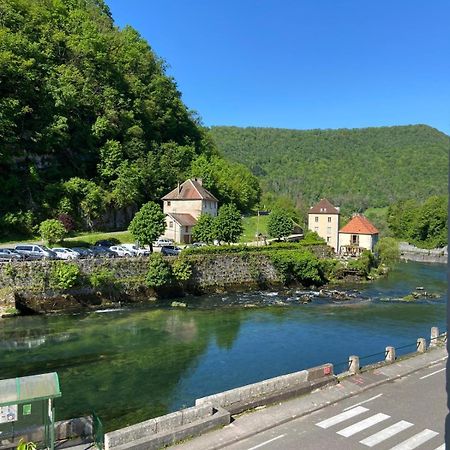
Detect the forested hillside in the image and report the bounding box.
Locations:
[0,0,259,236]
[210,125,449,213]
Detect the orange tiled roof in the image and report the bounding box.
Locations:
[339,214,379,235]
[161,179,218,201]
[309,198,339,215]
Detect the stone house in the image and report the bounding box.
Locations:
[308,199,340,252]
[338,214,379,256]
[161,178,218,244]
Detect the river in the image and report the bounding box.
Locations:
[0,261,446,431]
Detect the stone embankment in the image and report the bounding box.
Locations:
[399,242,447,264]
[0,245,344,315]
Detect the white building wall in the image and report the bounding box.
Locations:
[338,233,377,253]
[308,213,339,252]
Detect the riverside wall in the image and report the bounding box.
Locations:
[399,242,447,264]
[0,245,352,315]
[0,246,331,314]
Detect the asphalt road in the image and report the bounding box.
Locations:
[224,358,447,450]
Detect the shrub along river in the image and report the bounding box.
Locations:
[0,261,446,432]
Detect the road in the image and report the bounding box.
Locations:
[224,358,447,450]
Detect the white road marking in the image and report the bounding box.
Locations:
[359,420,413,447]
[419,368,446,379]
[316,406,368,429]
[246,434,285,450]
[343,394,383,411]
[337,413,390,437]
[433,445,445,450]
[388,429,439,449]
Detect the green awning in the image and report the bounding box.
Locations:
[0,372,61,407]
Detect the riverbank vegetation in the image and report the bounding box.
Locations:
[386,196,448,249]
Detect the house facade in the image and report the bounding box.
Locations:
[308,199,340,252]
[338,214,379,256]
[161,178,218,244]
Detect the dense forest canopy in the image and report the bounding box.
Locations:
[210,125,449,214]
[0,0,260,236]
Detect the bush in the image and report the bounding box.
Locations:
[171,258,192,282]
[39,219,66,245]
[89,268,115,289]
[146,254,172,288]
[57,213,76,232]
[375,237,399,266]
[50,262,80,290]
[347,250,376,275]
[302,230,326,245]
[269,250,325,286]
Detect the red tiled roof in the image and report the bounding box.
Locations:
[161,179,218,201]
[339,214,379,235]
[309,198,340,215]
[167,213,197,226]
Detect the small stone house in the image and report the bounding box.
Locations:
[338,214,379,256]
[161,178,218,244]
[308,199,340,252]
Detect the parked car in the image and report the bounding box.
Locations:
[109,245,133,257]
[90,246,117,258]
[161,245,181,256]
[52,247,80,260]
[72,247,94,259]
[121,244,151,256]
[154,238,174,247]
[93,240,118,248]
[15,244,57,260]
[0,248,24,262]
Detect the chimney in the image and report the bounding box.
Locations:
[194,177,203,186]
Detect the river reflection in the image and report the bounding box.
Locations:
[0,262,446,431]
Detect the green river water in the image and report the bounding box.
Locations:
[0,261,446,431]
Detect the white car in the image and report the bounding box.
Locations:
[109,245,133,257]
[154,238,174,247]
[52,247,80,260]
[121,244,151,256]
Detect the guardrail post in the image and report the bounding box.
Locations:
[385,346,395,363]
[430,327,439,347]
[416,338,426,353]
[348,355,360,374]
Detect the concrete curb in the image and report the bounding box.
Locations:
[171,346,447,450]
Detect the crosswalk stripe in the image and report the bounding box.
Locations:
[337,413,390,437]
[388,429,439,450]
[360,420,413,447]
[316,406,369,429]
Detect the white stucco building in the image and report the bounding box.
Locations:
[338,214,379,256]
[161,178,218,244]
[308,199,340,252]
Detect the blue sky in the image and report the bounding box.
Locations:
[106,1,450,134]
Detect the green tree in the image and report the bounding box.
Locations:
[267,209,293,240]
[375,237,399,266]
[192,214,215,244]
[128,201,166,252]
[39,219,66,245]
[146,254,172,288]
[214,204,243,244]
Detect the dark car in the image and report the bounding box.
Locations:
[90,246,117,258]
[0,248,24,262]
[72,247,95,259]
[93,239,119,247]
[161,245,181,256]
